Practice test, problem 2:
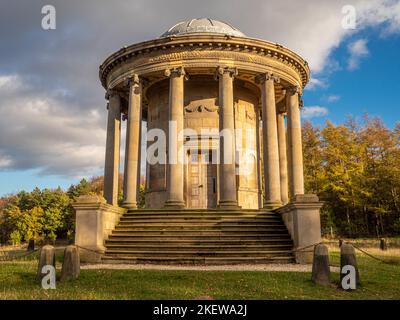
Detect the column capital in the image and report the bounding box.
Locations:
[125,74,140,86]
[299,98,304,109]
[123,74,150,88]
[286,85,301,96]
[255,72,280,84]
[105,89,121,100]
[215,66,238,79]
[164,66,187,78]
[276,100,287,114]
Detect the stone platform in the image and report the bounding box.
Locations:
[101,209,294,265]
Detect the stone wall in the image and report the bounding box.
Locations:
[73,195,126,262]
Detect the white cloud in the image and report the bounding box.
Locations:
[347,39,369,70]
[0,75,20,90]
[0,74,106,178]
[302,106,329,119]
[306,78,328,91]
[358,0,400,35]
[0,154,13,168]
[326,95,341,103]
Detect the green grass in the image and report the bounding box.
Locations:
[0,248,65,263]
[0,248,399,300]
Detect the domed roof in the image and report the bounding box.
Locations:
[160,18,246,38]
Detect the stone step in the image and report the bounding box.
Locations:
[105,243,293,250]
[118,217,283,223]
[114,225,287,231]
[119,217,283,222]
[119,216,281,222]
[125,209,274,215]
[107,235,292,241]
[104,250,292,257]
[101,255,295,265]
[105,238,293,245]
[122,213,278,218]
[110,229,289,236]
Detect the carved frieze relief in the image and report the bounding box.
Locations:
[184,104,219,114]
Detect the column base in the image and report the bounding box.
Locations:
[164,200,186,209]
[218,200,241,210]
[263,200,282,210]
[122,202,138,210]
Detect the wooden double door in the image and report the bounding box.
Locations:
[187,151,217,209]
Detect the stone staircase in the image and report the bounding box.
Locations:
[102,210,294,265]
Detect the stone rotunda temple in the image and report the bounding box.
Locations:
[73,18,323,265]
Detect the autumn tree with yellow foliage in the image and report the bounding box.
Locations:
[302,116,400,237]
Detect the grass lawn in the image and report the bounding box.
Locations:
[0,248,399,300]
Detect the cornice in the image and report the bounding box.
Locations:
[99,34,310,90]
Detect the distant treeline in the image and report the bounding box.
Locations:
[0,177,104,245]
[0,175,147,245]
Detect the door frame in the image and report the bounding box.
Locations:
[185,148,218,209]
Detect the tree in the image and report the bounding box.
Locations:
[302,120,324,194]
[302,117,400,237]
[359,116,400,236]
[67,179,92,199]
[3,204,43,242]
[320,121,365,235]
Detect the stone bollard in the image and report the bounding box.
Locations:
[340,243,360,286]
[37,245,55,280]
[311,244,331,286]
[60,245,80,282]
[380,238,387,251]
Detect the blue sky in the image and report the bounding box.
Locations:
[304,28,400,128]
[0,0,400,196]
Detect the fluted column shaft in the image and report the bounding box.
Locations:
[277,112,289,204]
[123,75,142,209]
[286,87,304,199]
[255,111,263,209]
[165,67,185,208]
[217,67,238,208]
[104,91,121,206]
[257,73,281,208]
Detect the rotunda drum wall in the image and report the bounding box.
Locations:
[233,83,259,209]
[145,77,260,209]
[146,80,169,198]
[184,77,219,133]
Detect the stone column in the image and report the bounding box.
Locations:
[123,75,142,209]
[103,91,121,206]
[164,67,186,208]
[216,66,239,208]
[277,111,289,204]
[286,86,304,199]
[257,73,281,209]
[255,109,263,209]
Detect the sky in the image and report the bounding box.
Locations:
[0,0,400,196]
